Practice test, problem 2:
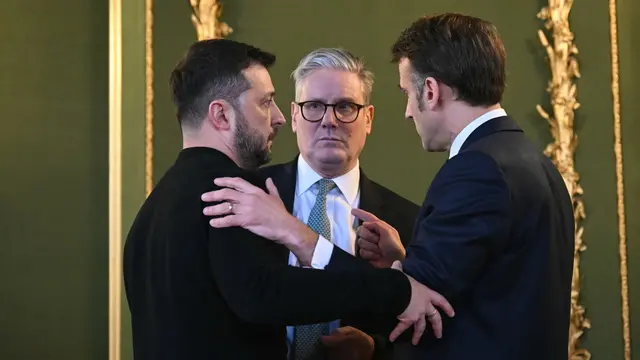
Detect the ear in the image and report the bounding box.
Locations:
[364,105,374,135]
[207,100,233,131]
[290,101,298,133]
[424,77,441,111]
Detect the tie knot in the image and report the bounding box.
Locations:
[316,179,336,196]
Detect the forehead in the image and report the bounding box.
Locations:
[299,69,364,102]
[242,64,275,95]
[398,58,413,86]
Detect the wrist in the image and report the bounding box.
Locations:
[281,216,318,266]
[382,250,406,268]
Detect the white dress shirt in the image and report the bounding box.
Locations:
[449,108,507,158]
[286,155,361,354]
[292,156,361,268]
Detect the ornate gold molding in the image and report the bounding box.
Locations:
[535,1,590,359]
[145,0,154,196]
[189,0,233,40]
[608,0,631,359]
[108,0,123,359]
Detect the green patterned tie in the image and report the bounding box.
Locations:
[293,179,336,360]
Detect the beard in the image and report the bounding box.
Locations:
[233,112,274,170]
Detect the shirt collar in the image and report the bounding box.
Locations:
[296,155,360,205]
[449,108,507,159]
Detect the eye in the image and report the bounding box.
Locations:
[303,101,323,110]
[335,102,357,115]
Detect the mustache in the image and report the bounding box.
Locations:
[268,127,280,140]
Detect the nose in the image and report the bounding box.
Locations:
[404,101,413,120]
[320,106,339,128]
[271,101,286,128]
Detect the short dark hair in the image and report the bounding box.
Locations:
[391,13,506,107]
[169,39,276,128]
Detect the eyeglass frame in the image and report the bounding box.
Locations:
[294,100,367,123]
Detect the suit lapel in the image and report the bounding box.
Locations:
[260,157,299,263]
[354,172,384,258]
[273,158,297,214]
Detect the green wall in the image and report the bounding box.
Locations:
[151,1,639,360]
[0,0,636,359]
[0,0,109,359]
[152,0,569,203]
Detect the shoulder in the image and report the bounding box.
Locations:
[217,168,269,192]
[437,150,504,182]
[430,151,509,203]
[258,161,291,179]
[259,162,286,174]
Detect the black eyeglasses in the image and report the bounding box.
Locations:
[296,101,365,123]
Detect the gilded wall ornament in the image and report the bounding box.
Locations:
[189,0,233,40]
[536,1,590,359]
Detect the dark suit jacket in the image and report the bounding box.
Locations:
[260,157,420,358]
[395,116,574,360]
[122,147,412,360]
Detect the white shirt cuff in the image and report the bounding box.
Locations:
[310,235,334,269]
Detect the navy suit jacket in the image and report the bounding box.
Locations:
[395,116,574,360]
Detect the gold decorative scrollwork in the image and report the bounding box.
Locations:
[145,0,154,197]
[535,1,590,359]
[189,0,233,40]
[609,0,631,359]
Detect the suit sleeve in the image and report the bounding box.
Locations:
[206,199,411,326]
[402,151,510,300]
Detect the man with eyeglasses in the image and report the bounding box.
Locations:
[202,48,425,360]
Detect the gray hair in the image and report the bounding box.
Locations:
[291,48,374,103]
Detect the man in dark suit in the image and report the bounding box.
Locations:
[259,48,420,359]
[260,157,418,360]
[123,39,451,360]
[353,13,575,360]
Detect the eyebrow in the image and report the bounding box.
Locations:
[305,96,358,103]
[263,91,276,101]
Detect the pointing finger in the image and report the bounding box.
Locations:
[351,208,380,222]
